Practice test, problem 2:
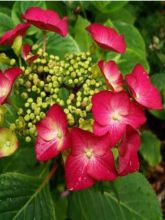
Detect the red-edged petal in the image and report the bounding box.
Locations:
[92,91,130,126]
[22,7,68,36]
[86,23,126,53]
[35,136,59,161]
[118,126,141,176]
[0,23,30,46]
[124,102,146,129]
[65,154,95,191]
[5,67,22,83]
[22,44,31,60]
[87,150,117,181]
[126,64,163,110]
[98,60,123,91]
[0,68,22,104]
[35,104,70,161]
[0,74,10,104]
[70,127,112,156]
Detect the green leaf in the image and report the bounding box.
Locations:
[11,1,46,35]
[140,130,161,166]
[150,73,165,119]
[151,73,165,99]
[0,146,45,176]
[0,12,13,35]
[110,8,136,24]
[0,172,57,220]
[37,32,80,58]
[91,1,128,14]
[74,16,92,51]
[69,173,162,220]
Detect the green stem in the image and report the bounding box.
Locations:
[43,31,47,53]
[18,56,22,67]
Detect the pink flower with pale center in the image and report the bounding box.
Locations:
[98,60,123,92]
[22,44,38,64]
[0,68,22,104]
[126,64,163,110]
[92,90,146,145]
[86,23,126,53]
[0,23,30,46]
[22,7,68,37]
[35,104,70,161]
[65,128,117,191]
[118,126,141,176]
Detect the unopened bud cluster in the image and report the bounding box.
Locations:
[11,46,106,142]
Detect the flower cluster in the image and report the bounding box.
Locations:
[0,7,163,191]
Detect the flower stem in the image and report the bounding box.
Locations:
[18,56,22,67]
[43,31,47,53]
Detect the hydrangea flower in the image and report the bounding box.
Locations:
[0,23,30,46]
[98,60,123,91]
[35,104,70,161]
[65,128,117,191]
[92,90,146,145]
[22,7,68,37]
[0,67,22,104]
[118,126,141,176]
[126,64,163,110]
[86,23,126,53]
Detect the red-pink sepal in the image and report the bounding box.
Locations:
[92,90,146,145]
[86,23,126,53]
[0,23,30,46]
[118,126,141,176]
[22,44,38,64]
[22,7,68,37]
[35,104,70,161]
[65,128,117,191]
[126,64,163,110]
[0,67,22,104]
[98,60,124,92]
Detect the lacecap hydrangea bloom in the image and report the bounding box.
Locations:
[0,6,163,191]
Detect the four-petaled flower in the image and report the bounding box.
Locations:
[92,90,146,145]
[65,128,117,191]
[0,23,30,46]
[0,67,22,104]
[22,7,68,37]
[126,64,163,110]
[35,104,70,161]
[98,60,123,92]
[86,23,126,53]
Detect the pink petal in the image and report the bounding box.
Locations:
[92,91,130,126]
[0,74,10,104]
[0,23,30,46]
[118,126,141,176]
[126,64,163,110]
[92,90,114,126]
[87,150,117,181]
[35,136,59,161]
[22,7,68,36]
[22,44,31,59]
[86,23,126,53]
[65,155,95,191]
[5,67,22,84]
[47,104,68,130]
[98,60,123,91]
[124,102,146,129]
[70,128,112,156]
